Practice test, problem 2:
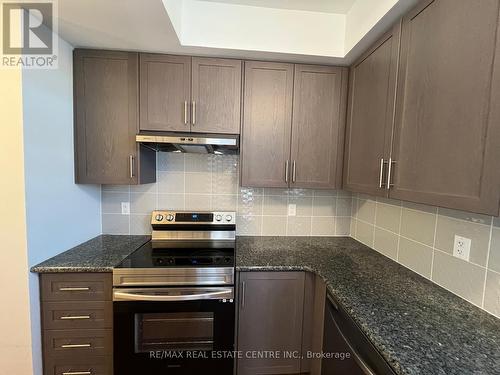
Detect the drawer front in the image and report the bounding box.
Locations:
[44,329,112,358]
[44,356,111,375]
[41,273,112,301]
[43,301,112,330]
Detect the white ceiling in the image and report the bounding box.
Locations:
[196,0,358,14]
[56,0,417,64]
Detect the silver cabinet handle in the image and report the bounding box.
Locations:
[61,344,91,349]
[62,372,92,375]
[241,281,246,309]
[60,315,91,320]
[184,101,188,125]
[378,158,387,188]
[386,158,396,190]
[59,287,90,292]
[292,161,296,183]
[285,160,290,183]
[192,101,196,125]
[129,155,135,178]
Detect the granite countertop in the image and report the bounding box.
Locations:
[30,235,150,272]
[31,235,500,375]
[236,236,500,375]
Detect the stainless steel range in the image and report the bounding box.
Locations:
[113,211,236,375]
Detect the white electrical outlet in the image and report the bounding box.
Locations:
[121,202,130,215]
[453,235,471,261]
[288,204,297,216]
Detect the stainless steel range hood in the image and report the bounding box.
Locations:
[136,132,239,155]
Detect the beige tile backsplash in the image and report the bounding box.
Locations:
[351,193,500,319]
[101,153,500,319]
[102,153,351,238]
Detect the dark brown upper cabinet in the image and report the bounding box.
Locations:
[241,62,347,189]
[140,55,242,134]
[390,0,500,215]
[343,23,401,197]
[290,65,348,189]
[74,49,155,185]
[191,57,242,134]
[139,54,191,132]
[241,61,294,188]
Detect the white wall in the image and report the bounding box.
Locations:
[22,36,101,374]
[0,53,34,375]
[181,0,345,57]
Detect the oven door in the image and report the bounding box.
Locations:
[113,287,235,375]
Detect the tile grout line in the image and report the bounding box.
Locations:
[430,207,439,279]
[481,217,494,308]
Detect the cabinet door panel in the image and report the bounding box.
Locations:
[74,50,141,184]
[241,61,294,188]
[391,0,500,215]
[344,24,401,196]
[237,272,305,375]
[139,54,191,132]
[192,57,242,134]
[290,65,348,189]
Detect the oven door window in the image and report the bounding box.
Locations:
[135,312,214,352]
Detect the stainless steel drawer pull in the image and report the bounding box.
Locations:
[192,101,196,125]
[386,158,396,190]
[378,158,387,188]
[59,287,90,292]
[61,344,91,349]
[285,160,289,183]
[60,315,91,320]
[129,155,135,179]
[184,101,188,125]
[62,372,92,375]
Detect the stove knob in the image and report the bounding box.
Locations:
[166,214,174,222]
[215,214,222,222]
[155,214,164,221]
[225,214,233,222]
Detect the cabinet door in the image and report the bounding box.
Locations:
[139,54,191,132]
[241,61,294,188]
[290,65,348,189]
[343,23,401,196]
[74,50,154,184]
[391,0,500,215]
[191,57,242,134]
[237,272,305,375]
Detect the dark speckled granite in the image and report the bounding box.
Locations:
[30,235,150,273]
[236,236,500,375]
[30,234,500,374]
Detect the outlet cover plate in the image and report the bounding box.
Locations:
[288,204,296,216]
[121,202,130,215]
[453,235,471,261]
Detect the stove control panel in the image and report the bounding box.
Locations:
[151,211,236,225]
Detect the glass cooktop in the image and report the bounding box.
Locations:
[115,240,235,269]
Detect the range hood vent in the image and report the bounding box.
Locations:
[136,132,239,155]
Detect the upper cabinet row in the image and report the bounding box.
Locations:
[140,54,241,134]
[344,0,500,215]
[74,52,242,184]
[241,62,347,189]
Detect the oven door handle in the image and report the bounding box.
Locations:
[113,287,234,302]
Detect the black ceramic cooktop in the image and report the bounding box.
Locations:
[115,240,235,269]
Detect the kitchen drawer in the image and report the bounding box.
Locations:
[42,301,112,330]
[43,329,112,358]
[44,356,111,375]
[41,273,112,301]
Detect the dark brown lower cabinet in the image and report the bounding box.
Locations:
[237,271,325,375]
[40,273,113,375]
